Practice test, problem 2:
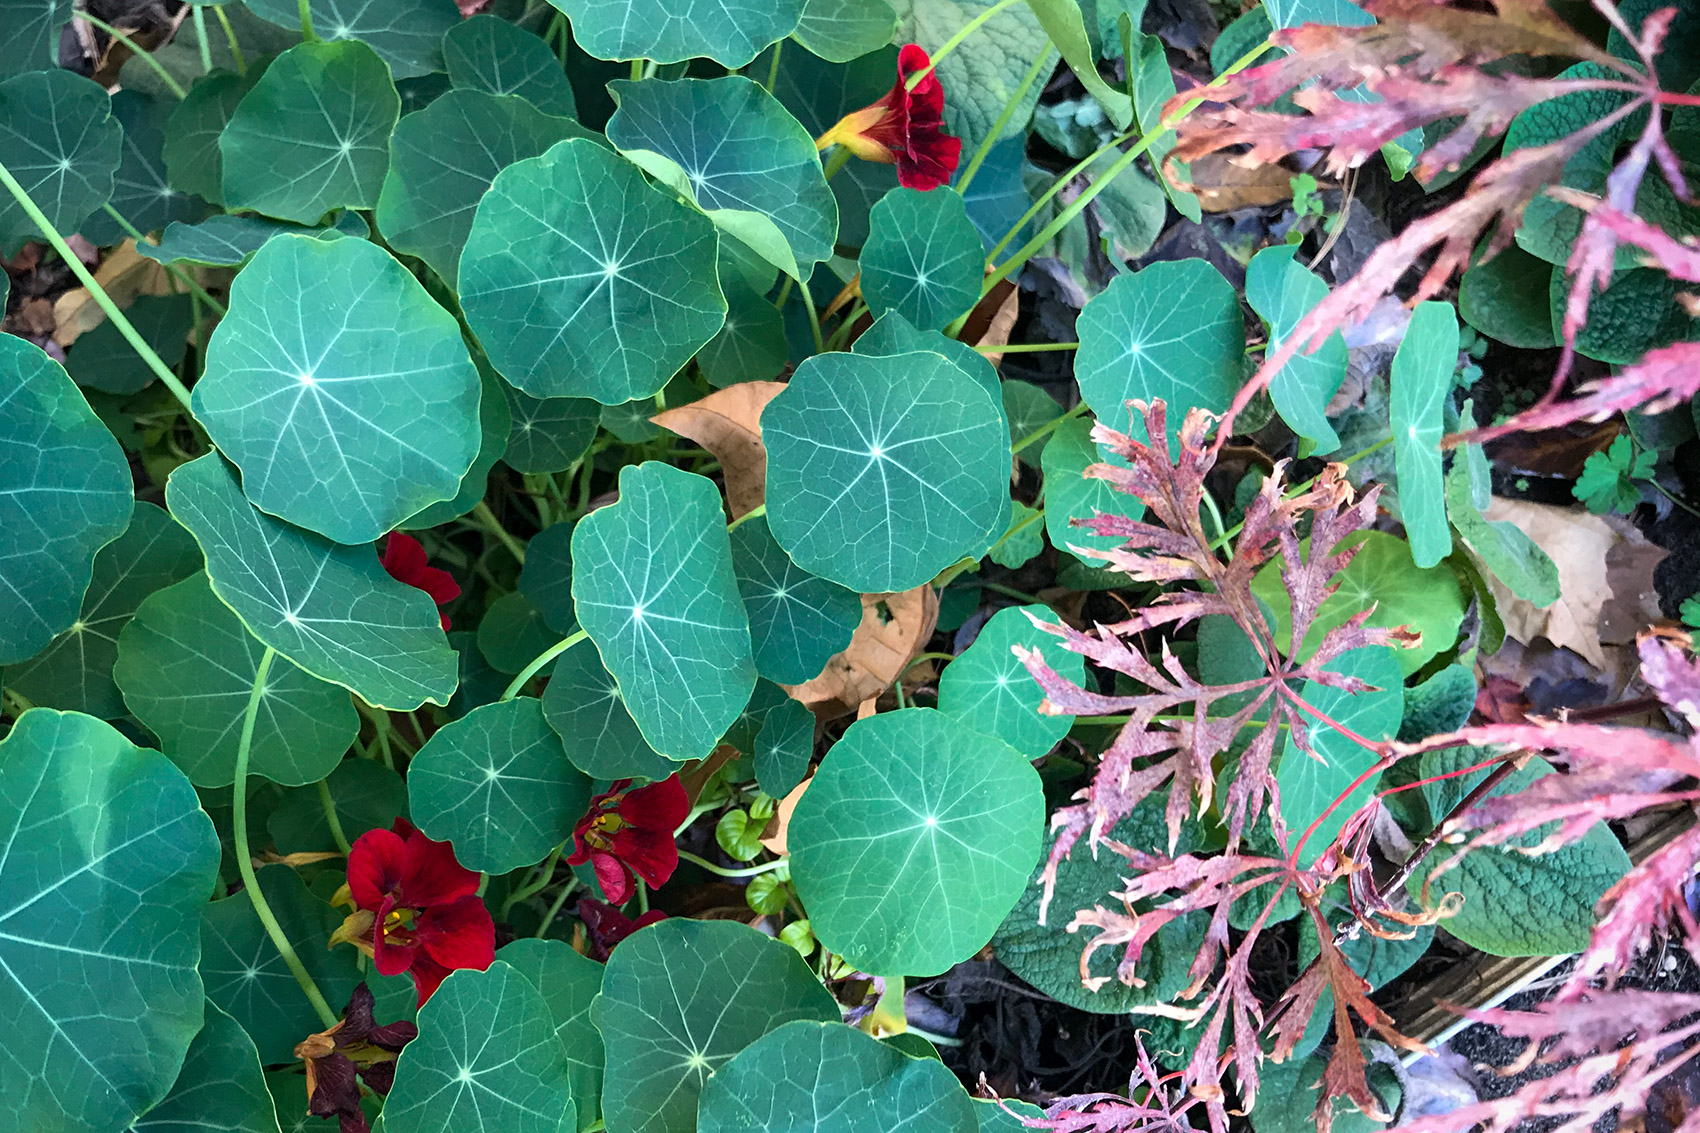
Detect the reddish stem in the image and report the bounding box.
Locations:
[1377,756,1503,798]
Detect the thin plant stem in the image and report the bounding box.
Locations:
[636,880,649,914]
[674,801,719,837]
[905,0,1023,89]
[973,341,1078,353]
[772,276,796,311]
[472,501,527,564]
[956,48,1052,194]
[501,630,589,700]
[298,0,317,41]
[1648,477,1700,519]
[1208,436,1393,551]
[676,850,790,878]
[727,503,767,532]
[101,205,228,314]
[980,580,1047,604]
[0,160,195,411]
[800,278,825,355]
[764,39,782,92]
[317,778,352,856]
[213,6,247,74]
[357,701,396,769]
[631,58,644,81]
[1014,401,1088,454]
[76,14,189,98]
[536,877,580,937]
[191,6,213,73]
[234,648,340,1029]
[820,145,854,180]
[501,840,569,919]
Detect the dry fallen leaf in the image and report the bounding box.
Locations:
[651,381,787,519]
[759,773,811,856]
[53,240,175,346]
[784,586,939,719]
[1180,153,1304,212]
[958,275,1019,368]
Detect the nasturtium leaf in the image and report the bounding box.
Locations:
[268,758,408,855]
[165,454,458,709]
[1445,410,1561,607]
[791,707,1044,974]
[220,40,400,223]
[1459,243,1558,348]
[1389,301,1456,568]
[890,0,1048,153]
[498,939,605,1131]
[0,335,134,666]
[502,383,600,474]
[83,90,205,245]
[571,462,756,760]
[698,1019,978,1133]
[1251,530,1465,676]
[988,502,1043,569]
[477,591,560,675]
[5,502,198,717]
[447,630,507,721]
[0,0,67,78]
[606,76,838,280]
[1277,646,1403,866]
[0,70,122,255]
[162,68,263,206]
[976,1099,1046,1133]
[730,514,862,685]
[1024,0,1134,130]
[246,0,459,80]
[860,187,984,331]
[194,234,482,544]
[540,635,681,781]
[697,277,790,388]
[793,0,899,62]
[459,138,725,404]
[407,698,592,875]
[0,709,219,1133]
[1041,414,1141,558]
[1075,258,1243,445]
[65,293,194,396]
[387,961,576,1133]
[551,0,806,68]
[592,918,840,1133]
[764,350,1010,593]
[755,695,815,799]
[138,211,368,267]
[519,521,577,635]
[377,90,586,289]
[445,15,578,118]
[938,604,1083,757]
[721,678,794,756]
[117,573,358,786]
[127,1001,282,1133]
[403,362,512,529]
[1245,245,1348,454]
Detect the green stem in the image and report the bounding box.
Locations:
[0,161,195,411]
[676,850,789,878]
[727,503,767,532]
[821,145,854,181]
[536,877,580,937]
[102,204,228,314]
[76,14,188,98]
[235,649,340,1029]
[213,6,247,74]
[501,629,589,700]
[973,341,1078,354]
[316,778,352,856]
[800,278,825,355]
[825,301,867,351]
[1648,477,1700,519]
[501,841,569,919]
[473,501,527,564]
[631,58,644,81]
[764,39,782,93]
[357,701,396,769]
[298,0,317,42]
[980,580,1047,605]
[772,276,796,312]
[907,0,1023,89]
[1014,401,1088,455]
[955,47,1052,194]
[673,801,718,837]
[191,6,213,73]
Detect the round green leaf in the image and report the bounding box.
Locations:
[730,513,861,685]
[0,69,121,255]
[194,234,482,544]
[938,604,1083,758]
[0,0,68,79]
[721,677,793,756]
[764,349,1010,593]
[606,76,837,280]
[498,938,605,1131]
[1246,245,1348,455]
[0,709,219,1133]
[162,68,260,206]
[1389,301,1456,568]
[550,0,806,68]
[697,277,789,388]
[447,629,508,721]
[1002,380,1062,466]
[220,40,400,223]
[571,462,757,760]
[0,335,134,665]
[1041,413,1142,558]
[477,591,559,676]
[755,695,814,799]
[518,520,576,636]
[444,15,578,118]
[502,382,600,474]
[65,293,195,396]
[165,454,458,709]
[115,572,359,787]
[860,187,984,331]
[5,502,198,717]
[387,961,576,1133]
[1552,264,1681,365]
[539,635,682,781]
[1458,243,1557,349]
[138,211,370,267]
[459,137,725,404]
[698,1019,978,1133]
[376,89,586,289]
[794,0,900,63]
[83,90,206,245]
[403,361,512,529]
[407,698,593,875]
[1075,258,1243,446]
[267,758,408,854]
[246,0,460,79]
[591,918,840,1133]
[790,707,1044,975]
[127,1002,281,1133]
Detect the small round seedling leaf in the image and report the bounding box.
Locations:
[0,335,134,665]
[938,605,1084,758]
[194,234,482,544]
[697,277,789,388]
[116,572,359,787]
[387,961,576,1133]
[502,383,600,474]
[730,514,861,685]
[698,1019,979,1133]
[1075,258,1243,448]
[408,698,593,875]
[403,361,512,529]
[540,635,682,781]
[376,90,586,289]
[1245,246,1348,456]
[444,15,578,118]
[165,454,458,709]
[245,0,460,80]
[1041,414,1143,558]
[518,520,577,635]
[1389,301,1457,568]
[755,695,814,799]
[220,40,400,223]
[571,462,757,760]
[550,0,806,68]
[138,211,369,267]
[5,502,199,718]
[793,0,899,63]
[498,939,605,1131]
[606,76,837,280]
[82,90,205,245]
[65,293,195,396]
[591,918,840,1133]
[0,709,219,1133]
[460,138,725,404]
[860,187,984,330]
[127,1002,280,1133]
[0,70,122,255]
[764,350,1010,593]
[790,707,1044,975]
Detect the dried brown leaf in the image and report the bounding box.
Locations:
[651,380,786,518]
[784,586,939,719]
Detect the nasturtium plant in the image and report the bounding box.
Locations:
[860,186,984,330]
[729,514,862,684]
[1388,301,1456,568]
[554,0,808,68]
[245,0,461,81]
[128,1001,281,1133]
[937,604,1084,757]
[0,69,121,255]
[444,15,579,119]
[540,635,681,781]
[1245,245,1349,455]
[84,91,205,248]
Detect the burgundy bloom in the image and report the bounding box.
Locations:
[331,819,494,1006]
[293,983,416,1133]
[567,776,689,905]
[815,44,963,190]
[576,898,667,962]
[380,532,459,630]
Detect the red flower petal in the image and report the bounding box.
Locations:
[577,899,666,962]
[591,851,636,906]
[370,897,417,978]
[347,828,410,912]
[394,826,481,910]
[618,775,690,833]
[405,953,455,1007]
[609,826,680,890]
[380,533,461,620]
[892,45,961,191]
[415,895,496,975]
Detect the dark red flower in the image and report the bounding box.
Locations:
[566,776,689,906]
[331,819,494,1006]
[815,44,963,190]
[576,898,667,962]
[380,532,459,630]
[293,983,416,1133]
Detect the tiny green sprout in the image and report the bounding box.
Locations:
[1574,434,1656,515]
